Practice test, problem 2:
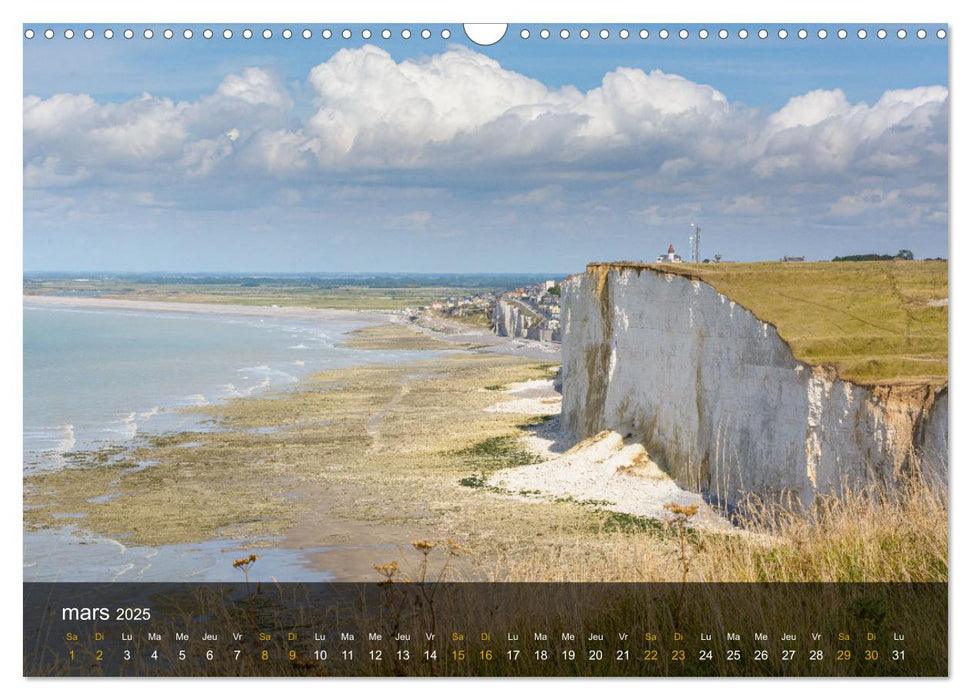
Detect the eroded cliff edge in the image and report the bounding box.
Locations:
[561,264,947,508]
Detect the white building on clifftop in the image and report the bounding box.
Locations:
[656,243,683,263]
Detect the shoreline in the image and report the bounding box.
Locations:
[23,294,390,324]
[23,295,437,478]
[24,348,572,582]
[23,293,563,361]
[23,299,569,582]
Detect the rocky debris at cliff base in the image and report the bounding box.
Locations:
[482,380,731,530]
[488,430,735,532]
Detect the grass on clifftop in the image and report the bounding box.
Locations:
[628,261,947,386]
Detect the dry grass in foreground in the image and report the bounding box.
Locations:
[497,473,947,583]
[699,475,948,582]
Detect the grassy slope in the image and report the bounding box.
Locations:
[611,261,947,386]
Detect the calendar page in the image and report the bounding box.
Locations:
[22,19,948,678]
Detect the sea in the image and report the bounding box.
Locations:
[23,300,440,582]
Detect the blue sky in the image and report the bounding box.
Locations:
[23,23,949,272]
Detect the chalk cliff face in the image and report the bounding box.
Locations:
[561,265,947,508]
[493,299,525,338]
[493,299,536,338]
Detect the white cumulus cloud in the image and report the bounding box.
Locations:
[21,46,948,242]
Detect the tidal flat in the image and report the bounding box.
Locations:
[24,321,616,581]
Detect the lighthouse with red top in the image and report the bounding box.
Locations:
[656,243,684,263]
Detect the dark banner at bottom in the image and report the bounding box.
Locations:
[24,582,947,677]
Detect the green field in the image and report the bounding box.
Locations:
[605,261,948,386]
[22,279,489,311]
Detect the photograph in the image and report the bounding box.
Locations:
[21,19,948,678]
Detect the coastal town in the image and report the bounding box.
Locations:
[408,279,564,343]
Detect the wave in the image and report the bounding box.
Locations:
[122,412,138,439]
[138,406,160,421]
[102,412,139,441]
[242,378,273,396]
[24,423,77,453]
[111,563,135,581]
[24,424,77,474]
[237,364,299,386]
[56,423,76,454]
[237,364,271,373]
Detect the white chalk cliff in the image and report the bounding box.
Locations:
[493,298,539,338]
[561,265,947,508]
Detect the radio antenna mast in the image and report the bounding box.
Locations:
[690,224,701,263]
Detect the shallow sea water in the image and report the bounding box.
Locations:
[23,301,436,581]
